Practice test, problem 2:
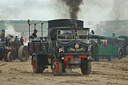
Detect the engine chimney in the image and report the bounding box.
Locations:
[0,29,5,42]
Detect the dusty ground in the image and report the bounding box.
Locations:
[0,57,128,85]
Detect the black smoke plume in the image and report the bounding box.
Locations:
[61,0,83,20]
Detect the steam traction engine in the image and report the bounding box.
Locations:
[0,29,29,62]
[117,36,128,58]
[28,19,92,76]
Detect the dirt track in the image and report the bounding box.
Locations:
[0,57,128,85]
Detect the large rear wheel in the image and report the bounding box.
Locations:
[18,46,29,62]
[80,58,91,75]
[32,55,45,73]
[52,59,62,76]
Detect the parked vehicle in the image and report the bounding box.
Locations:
[0,29,29,62]
[28,19,92,76]
[116,36,128,59]
[89,34,117,61]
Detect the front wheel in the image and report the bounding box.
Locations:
[52,59,62,76]
[32,55,45,73]
[80,58,91,75]
[4,52,13,62]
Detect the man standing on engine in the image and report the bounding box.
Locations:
[14,36,19,42]
[20,36,24,45]
[30,29,37,39]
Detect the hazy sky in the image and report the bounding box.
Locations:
[0,0,128,37]
[0,0,128,22]
[0,0,57,20]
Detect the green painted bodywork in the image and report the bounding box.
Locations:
[89,35,117,60]
[92,45,117,56]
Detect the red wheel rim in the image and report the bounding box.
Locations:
[33,59,36,71]
[53,61,58,74]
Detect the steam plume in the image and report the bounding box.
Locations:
[4,22,21,37]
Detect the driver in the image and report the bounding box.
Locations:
[30,29,37,39]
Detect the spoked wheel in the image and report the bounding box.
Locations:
[4,52,13,62]
[32,55,45,73]
[80,58,91,75]
[52,59,62,76]
[117,48,123,59]
[18,46,29,62]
